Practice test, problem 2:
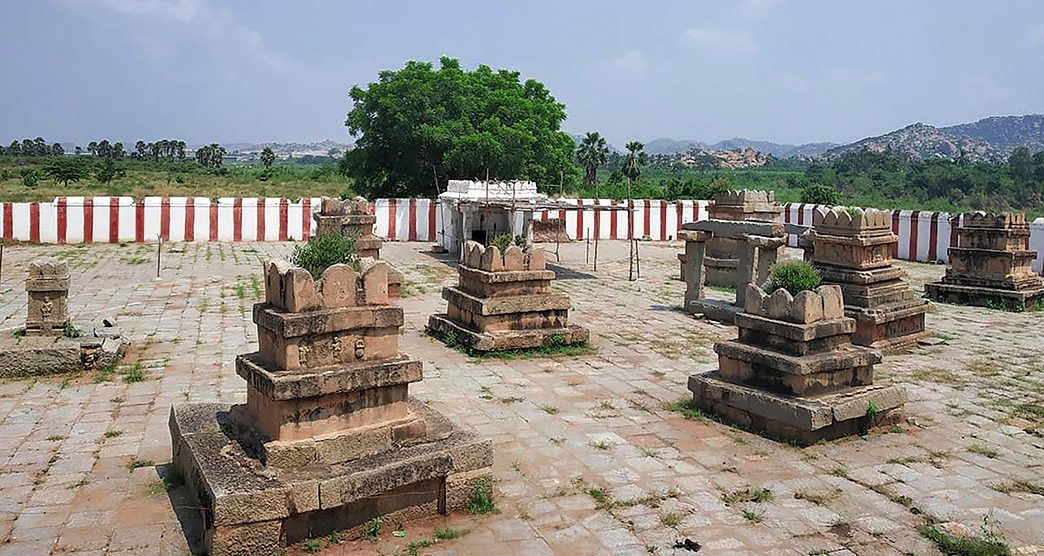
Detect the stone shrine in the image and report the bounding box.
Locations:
[25,257,69,335]
[925,212,1044,309]
[312,196,402,297]
[803,207,929,350]
[681,219,787,323]
[688,284,905,445]
[680,190,780,284]
[427,241,588,351]
[170,259,493,556]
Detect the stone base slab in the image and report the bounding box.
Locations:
[847,300,929,352]
[688,371,905,446]
[426,314,589,352]
[688,298,741,323]
[0,323,126,379]
[169,399,493,556]
[925,282,1044,310]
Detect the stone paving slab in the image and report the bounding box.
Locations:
[0,240,1040,555]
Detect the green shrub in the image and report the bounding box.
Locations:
[490,233,525,253]
[20,168,39,188]
[290,233,358,278]
[801,182,840,205]
[769,261,821,295]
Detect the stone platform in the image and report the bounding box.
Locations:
[924,281,1044,309]
[0,320,125,379]
[688,372,905,445]
[169,400,492,556]
[427,312,589,352]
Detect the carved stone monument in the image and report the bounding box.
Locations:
[680,190,781,284]
[427,241,588,351]
[26,258,69,335]
[925,212,1044,309]
[312,196,401,297]
[803,208,929,350]
[170,260,493,555]
[681,219,787,323]
[688,284,905,445]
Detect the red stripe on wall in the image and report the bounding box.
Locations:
[185,198,195,241]
[135,200,145,242]
[891,212,900,258]
[209,202,218,241]
[232,198,243,242]
[278,199,288,241]
[302,198,311,241]
[676,201,683,232]
[56,197,67,244]
[160,198,171,241]
[256,199,266,241]
[387,200,398,240]
[83,198,93,243]
[408,198,417,241]
[643,200,651,238]
[784,203,792,225]
[576,199,584,239]
[428,201,436,242]
[908,211,920,260]
[927,212,939,260]
[609,201,618,240]
[950,215,959,249]
[109,198,119,243]
[2,204,11,240]
[29,203,40,243]
[797,203,806,226]
[660,200,668,240]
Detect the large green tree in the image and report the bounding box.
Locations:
[344,57,579,197]
[575,132,610,188]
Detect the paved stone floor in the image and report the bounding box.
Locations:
[0,240,1041,556]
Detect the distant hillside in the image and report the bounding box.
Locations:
[942,115,1044,154]
[643,137,836,158]
[824,115,1044,162]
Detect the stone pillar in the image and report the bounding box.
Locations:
[680,230,709,309]
[749,235,784,287]
[704,190,781,286]
[26,258,70,336]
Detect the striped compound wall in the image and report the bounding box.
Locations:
[2,196,1043,272]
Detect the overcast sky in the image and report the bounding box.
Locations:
[2,0,1042,147]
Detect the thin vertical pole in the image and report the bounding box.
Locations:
[156,234,162,279]
[593,232,599,272]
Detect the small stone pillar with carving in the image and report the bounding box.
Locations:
[26,258,70,336]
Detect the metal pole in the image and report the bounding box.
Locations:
[156,234,162,279]
[585,228,590,264]
[593,232,599,272]
[635,238,641,279]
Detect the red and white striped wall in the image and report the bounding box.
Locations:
[531,199,713,241]
[0,197,320,243]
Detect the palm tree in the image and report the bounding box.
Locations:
[622,141,646,280]
[575,132,610,189]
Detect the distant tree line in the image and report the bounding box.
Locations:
[1,137,64,157]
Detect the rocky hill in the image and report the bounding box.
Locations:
[823,115,1044,162]
[822,122,1000,162]
[942,115,1044,154]
[644,137,836,158]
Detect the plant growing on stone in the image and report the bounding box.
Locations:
[490,233,525,253]
[290,233,358,278]
[769,261,822,295]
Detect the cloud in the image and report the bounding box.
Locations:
[56,0,296,74]
[823,68,890,85]
[605,49,649,74]
[1029,23,1044,44]
[679,28,757,56]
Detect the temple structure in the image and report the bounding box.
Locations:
[688,284,905,445]
[680,190,780,284]
[803,207,929,350]
[170,259,492,555]
[925,212,1044,309]
[312,196,401,297]
[427,241,588,351]
[25,258,69,336]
